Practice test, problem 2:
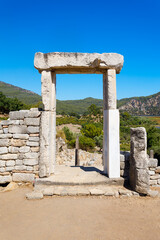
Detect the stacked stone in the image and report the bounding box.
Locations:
[120,151,130,179]
[0,109,41,183]
[148,158,160,186]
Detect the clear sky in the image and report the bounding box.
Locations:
[0,0,159,100]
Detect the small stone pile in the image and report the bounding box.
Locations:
[148,158,160,186]
[0,109,41,183]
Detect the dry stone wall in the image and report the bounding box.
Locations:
[0,109,41,183]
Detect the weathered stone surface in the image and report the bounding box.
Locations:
[0,147,8,155]
[6,160,15,167]
[118,189,132,196]
[24,152,39,159]
[43,188,54,196]
[25,111,41,118]
[15,165,27,171]
[6,166,14,171]
[0,134,12,139]
[149,180,157,185]
[0,120,20,125]
[26,141,39,147]
[13,134,29,139]
[147,190,159,198]
[12,173,35,182]
[26,191,43,200]
[8,125,27,134]
[120,154,125,162]
[156,166,160,173]
[24,118,40,126]
[10,139,26,147]
[158,179,160,184]
[89,188,105,195]
[3,128,8,134]
[148,158,158,168]
[0,139,9,147]
[149,170,155,175]
[129,127,149,194]
[15,160,23,165]
[26,166,33,171]
[8,146,19,153]
[23,159,38,166]
[0,175,12,183]
[0,154,17,160]
[29,136,39,142]
[150,175,160,180]
[19,146,30,153]
[0,167,5,172]
[34,52,124,74]
[27,126,39,134]
[0,160,5,167]
[9,111,29,120]
[31,147,40,152]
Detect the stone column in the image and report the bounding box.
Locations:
[103,69,120,178]
[39,71,56,177]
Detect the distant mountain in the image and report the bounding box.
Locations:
[118,92,160,116]
[0,81,41,105]
[0,81,159,115]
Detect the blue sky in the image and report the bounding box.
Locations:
[0,0,159,100]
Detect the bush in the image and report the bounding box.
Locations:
[94,134,103,150]
[81,123,102,138]
[62,127,74,141]
[56,129,66,140]
[79,136,95,151]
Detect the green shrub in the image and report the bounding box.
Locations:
[81,123,102,138]
[63,127,74,141]
[79,136,95,151]
[94,134,103,150]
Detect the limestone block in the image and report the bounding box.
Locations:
[8,125,27,134]
[149,170,155,175]
[129,127,149,194]
[3,128,8,134]
[26,166,33,171]
[29,136,39,142]
[0,130,3,134]
[0,120,20,125]
[24,118,40,126]
[90,188,105,195]
[12,173,35,182]
[30,133,39,137]
[150,175,160,180]
[0,175,12,183]
[10,139,26,147]
[0,154,17,160]
[6,166,15,171]
[27,126,39,134]
[149,180,157,185]
[0,167,5,172]
[23,159,38,166]
[0,147,8,155]
[26,191,43,200]
[8,146,19,153]
[9,111,29,120]
[13,134,29,139]
[26,141,39,147]
[24,152,39,159]
[120,161,125,170]
[148,158,158,168]
[103,69,117,110]
[31,147,40,152]
[0,160,5,167]
[34,52,124,74]
[19,146,30,153]
[0,139,9,147]
[156,167,160,173]
[18,153,24,160]
[0,134,12,139]
[15,165,27,171]
[6,160,15,167]
[25,111,41,118]
[158,179,160,184]
[15,160,23,165]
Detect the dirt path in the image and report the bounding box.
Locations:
[0,187,160,240]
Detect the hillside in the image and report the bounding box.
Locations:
[0,81,160,116]
[0,81,41,105]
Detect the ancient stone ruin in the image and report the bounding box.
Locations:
[0,52,159,197]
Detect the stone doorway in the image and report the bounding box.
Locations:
[34,52,124,178]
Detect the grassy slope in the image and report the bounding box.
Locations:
[0,81,41,105]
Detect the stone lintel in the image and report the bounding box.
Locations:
[34,52,124,74]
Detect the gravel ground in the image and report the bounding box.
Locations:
[0,186,160,240]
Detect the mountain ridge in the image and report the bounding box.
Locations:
[0,81,159,115]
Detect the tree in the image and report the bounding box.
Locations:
[87,104,101,116]
[81,123,102,138]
